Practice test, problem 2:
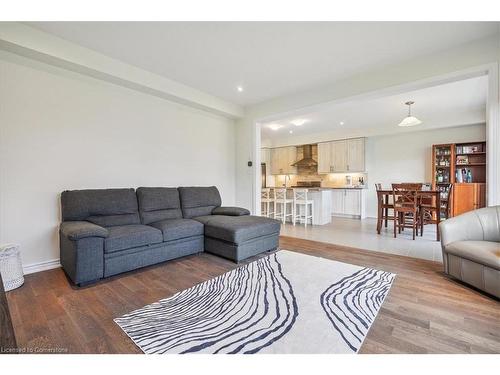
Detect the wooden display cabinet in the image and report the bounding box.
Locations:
[452,141,486,216]
[432,141,487,218]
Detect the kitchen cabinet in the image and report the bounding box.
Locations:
[332,140,348,172]
[347,138,365,172]
[331,189,365,218]
[270,146,297,175]
[270,148,280,174]
[317,142,331,174]
[344,190,361,215]
[331,189,345,215]
[317,138,365,173]
[261,148,271,167]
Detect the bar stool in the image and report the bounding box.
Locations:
[274,188,293,224]
[261,188,275,218]
[293,188,314,227]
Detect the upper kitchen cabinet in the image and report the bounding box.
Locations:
[270,146,297,175]
[332,140,348,172]
[346,138,365,172]
[317,137,365,173]
[260,148,271,166]
[317,142,332,173]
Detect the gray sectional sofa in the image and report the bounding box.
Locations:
[60,186,280,286]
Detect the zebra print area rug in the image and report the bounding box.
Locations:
[114,250,395,354]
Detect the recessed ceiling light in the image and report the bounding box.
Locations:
[340,121,345,126]
[289,130,294,134]
[290,119,308,126]
[237,86,244,92]
[268,124,283,131]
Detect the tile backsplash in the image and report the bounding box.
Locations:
[273,172,367,188]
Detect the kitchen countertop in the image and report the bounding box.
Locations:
[267,186,368,190]
[314,186,367,190]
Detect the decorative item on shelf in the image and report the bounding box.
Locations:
[345,175,352,187]
[458,145,480,154]
[437,170,443,183]
[456,168,472,183]
[456,155,469,165]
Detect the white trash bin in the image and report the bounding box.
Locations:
[0,244,24,291]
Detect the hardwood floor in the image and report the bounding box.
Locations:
[4,236,500,354]
[0,273,17,352]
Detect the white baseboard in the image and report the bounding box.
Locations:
[23,258,61,275]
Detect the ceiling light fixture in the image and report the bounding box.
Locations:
[290,119,308,126]
[289,130,294,134]
[339,121,345,126]
[268,124,283,131]
[398,101,422,127]
[237,86,244,92]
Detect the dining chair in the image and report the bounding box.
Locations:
[419,183,449,241]
[292,188,314,227]
[375,183,394,234]
[392,183,420,240]
[274,188,293,224]
[261,188,275,218]
[443,184,452,219]
[400,183,423,190]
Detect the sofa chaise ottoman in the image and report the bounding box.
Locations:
[59,186,280,286]
[178,187,281,262]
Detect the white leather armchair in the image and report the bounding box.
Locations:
[439,206,500,298]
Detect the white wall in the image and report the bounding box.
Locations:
[0,52,236,267]
[364,124,486,218]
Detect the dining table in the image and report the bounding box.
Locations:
[376,189,441,241]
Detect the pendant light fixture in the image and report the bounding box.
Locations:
[398,101,422,127]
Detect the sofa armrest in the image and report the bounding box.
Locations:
[212,206,250,216]
[60,221,109,240]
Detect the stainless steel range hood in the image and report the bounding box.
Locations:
[291,144,318,167]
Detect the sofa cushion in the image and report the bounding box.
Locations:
[178,186,222,219]
[137,187,183,224]
[61,188,140,227]
[104,225,163,254]
[193,215,281,244]
[212,206,250,216]
[149,219,204,242]
[446,241,500,271]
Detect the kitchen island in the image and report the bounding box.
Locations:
[268,186,367,224]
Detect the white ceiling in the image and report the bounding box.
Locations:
[261,76,487,144]
[26,22,498,106]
